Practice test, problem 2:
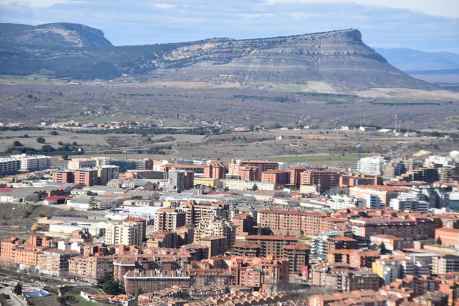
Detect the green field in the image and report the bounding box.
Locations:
[271,153,367,167]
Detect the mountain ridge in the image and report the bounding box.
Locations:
[0,22,432,90]
[377,48,459,72]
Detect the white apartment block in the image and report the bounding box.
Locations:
[67,158,97,170]
[12,154,51,171]
[0,158,20,176]
[357,156,386,176]
[104,220,145,246]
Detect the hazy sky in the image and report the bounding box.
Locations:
[1,0,458,52]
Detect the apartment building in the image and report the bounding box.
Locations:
[67,158,97,170]
[0,235,54,267]
[68,255,114,283]
[181,201,229,226]
[432,255,459,275]
[194,218,235,249]
[230,256,289,291]
[228,160,279,181]
[287,167,306,189]
[435,228,459,248]
[199,236,227,257]
[12,154,51,172]
[310,264,382,292]
[261,169,290,187]
[204,160,225,179]
[104,219,146,246]
[245,235,298,258]
[339,174,381,188]
[257,208,328,236]
[357,156,385,176]
[37,249,79,276]
[123,270,192,295]
[350,217,436,240]
[0,158,20,176]
[349,185,410,207]
[74,168,98,186]
[153,208,186,232]
[53,170,75,184]
[238,166,259,182]
[283,243,310,276]
[167,170,194,192]
[372,257,403,284]
[97,165,119,185]
[0,239,40,267]
[231,213,256,237]
[370,234,411,251]
[229,241,260,257]
[309,290,391,306]
[300,169,340,193]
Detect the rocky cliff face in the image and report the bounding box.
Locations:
[153,29,429,90]
[0,23,431,90]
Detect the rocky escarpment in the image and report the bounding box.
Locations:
[0,23,431,90]
[153,29,430,90]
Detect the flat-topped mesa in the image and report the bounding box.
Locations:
[162,28,377,65]
[240,28,363,43]
[157,28,418,90]
[198,29,363,45]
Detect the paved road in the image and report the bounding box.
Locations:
[0,287,27,306]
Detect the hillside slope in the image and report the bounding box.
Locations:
[0,23,431,90]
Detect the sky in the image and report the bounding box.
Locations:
[0,0,458,52]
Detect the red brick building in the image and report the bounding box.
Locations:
[287,167,306,189]
[350,217,437,240]
[257,208,329,236]
[245,235,298,257]
[231,213,256,237]
[229,160,279,181]
[435,228,459,247]
[339,174,382,188]
[74,169,98,186]
[283,243,310,276]
[301,169,340,193]
[69,255,114,283]
[53,170,75,184]
[261,170,290,187]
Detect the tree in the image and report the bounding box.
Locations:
[101,277,124,295]
[134,287,143,299]
[379,242,389,254]
[41,144,55,153]
[36,136,46,144]
[13,282,22,295]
